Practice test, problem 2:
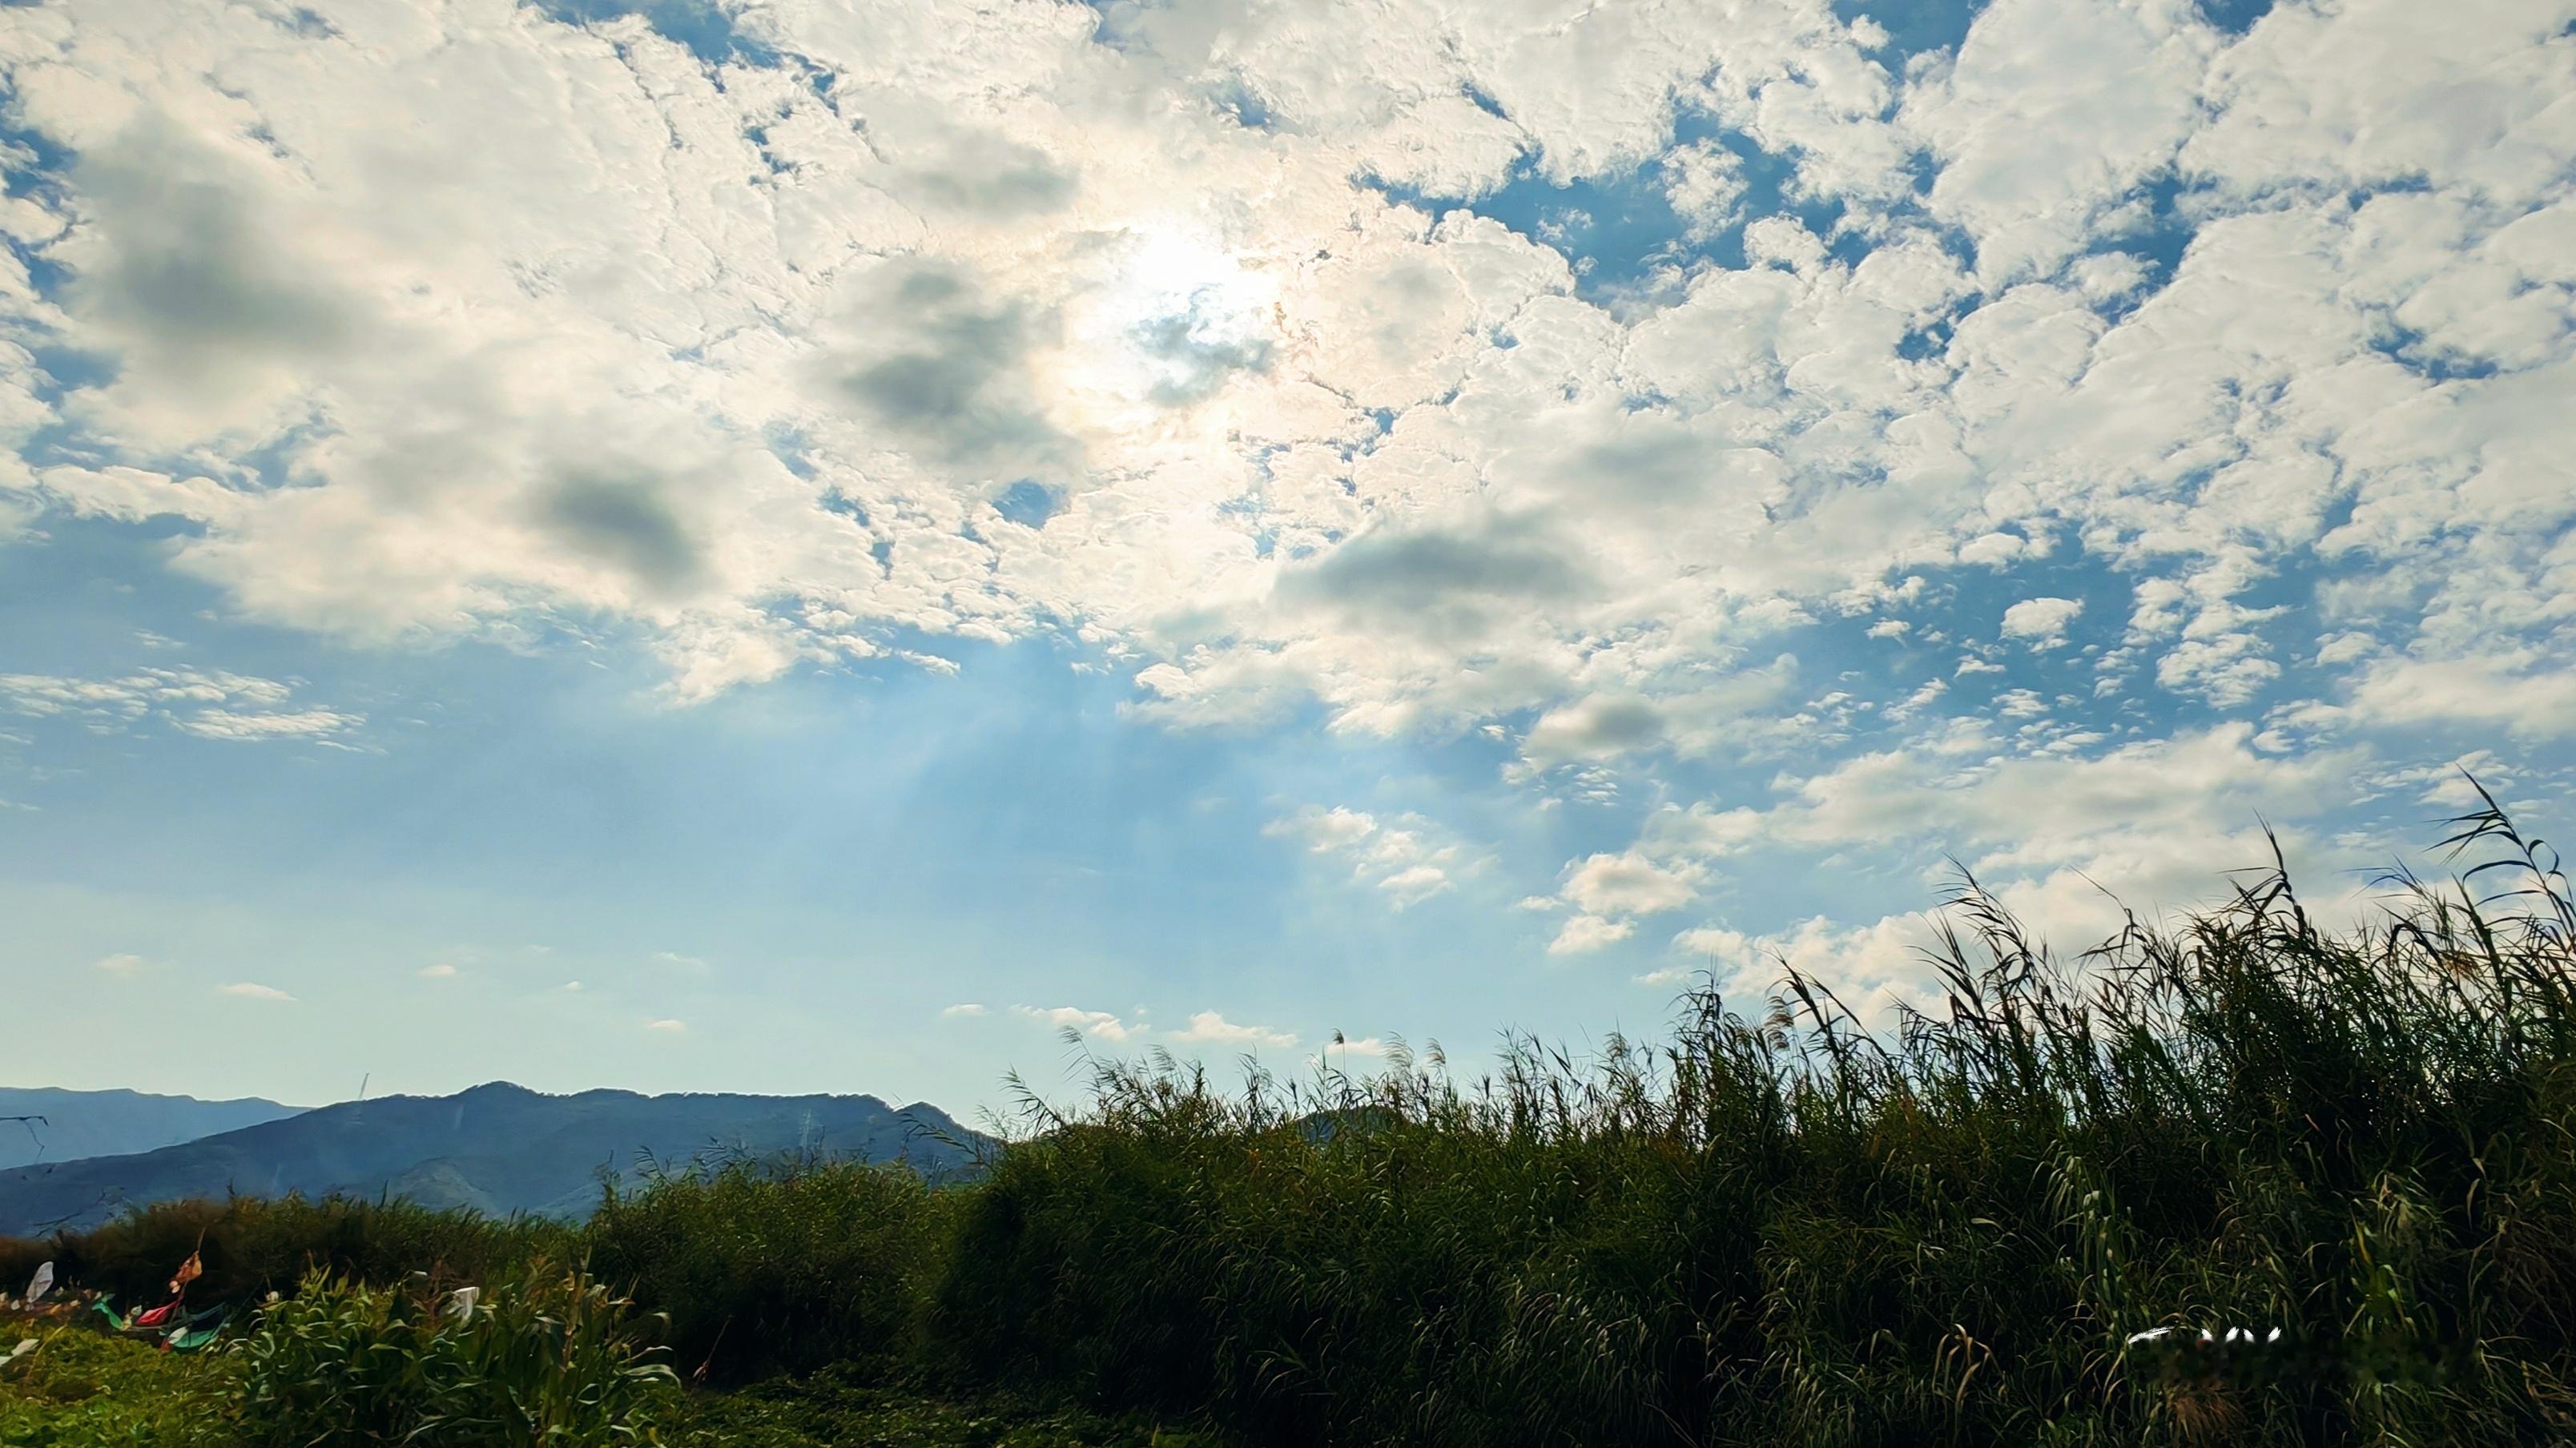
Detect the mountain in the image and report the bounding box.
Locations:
[0,1082,984,1237]
[0,1088,305,1172]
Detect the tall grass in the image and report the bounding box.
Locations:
[8,791,2574,1445]
[586,1158,955,1383]
[932,794,2576,1446]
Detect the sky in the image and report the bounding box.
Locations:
[2,0,2573,1116]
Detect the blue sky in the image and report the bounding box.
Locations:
[2,0,2572,1114]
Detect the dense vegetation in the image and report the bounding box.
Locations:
[8,794,2576,1445]
[231,1264,675,1446]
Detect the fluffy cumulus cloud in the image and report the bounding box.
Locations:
[1170,1011,1299,1049]
[1268,804,1483,908]
[1009,1003,1302,1052]
[6,0,2575,1004]
[2000,597,2083,648]
[1667,913,1941,1021]
[1012,1004,1139,1042]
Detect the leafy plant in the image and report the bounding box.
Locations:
[230,1261,675,1446]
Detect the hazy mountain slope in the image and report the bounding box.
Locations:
[0,1082,982,1236]
[0,1088,304,1172]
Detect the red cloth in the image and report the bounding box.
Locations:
[131,1298,182,1329]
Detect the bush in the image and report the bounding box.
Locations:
[18,1193,573,1309]
[588,1159,956,1383]
[231,1261,675,1446]
[0,1325,229,1447]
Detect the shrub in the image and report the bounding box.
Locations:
[22,1194,572,1308]
[230,1261,675,1446]
[587,1159,955,1383]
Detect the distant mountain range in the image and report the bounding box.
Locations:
[0,1088,306,1172]
[0,1082,984,1237]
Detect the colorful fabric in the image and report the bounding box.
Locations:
[170,1305,227,1351]
[130,1299,182,1329]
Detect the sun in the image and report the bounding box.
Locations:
[1069,227,1282,419]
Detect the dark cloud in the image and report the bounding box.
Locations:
[820,259,1069,476]
[1133,304,1272,406]
[66,121,358,383]
[903,131,1078,219]
[1279,513,1589,640]
[1574,424,1718,499]
[537,474,706,597]
[1542,696,1664,753]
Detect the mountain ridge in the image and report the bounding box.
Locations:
[0,1080,984,1237]
[0,1087,306,1172]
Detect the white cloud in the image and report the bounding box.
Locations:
[0,668,360,742]
[1013,1004,1137,1042]
[1995,688,2048,720]
[1271,803,1480,910]
[1902,0,2215,284]
[92,952,145,975]
[1523,811,1775,953]
[1673,913,1942,1023]
[417,963,457,979]
[1560,851,1702,918]
[172,708,363,741]
[1266,806,1380,853]
[1376,865,1454,908]
[940,1003,988,1019]
[1169,1012,1298,1049]
[0,0,2559,766]
[1608,722,2381,954]
[2000,597,2084,649]
[645,1019,686,1034]
[219,982,296,1002]
[1549,914,1636,956]
[2347,652,2576,739]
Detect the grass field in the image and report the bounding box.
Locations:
[0,1327,1210,1447]
[6,793,2575,1446]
